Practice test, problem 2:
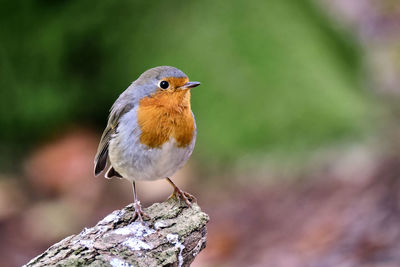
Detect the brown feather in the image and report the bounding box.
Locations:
[137,78,195,148]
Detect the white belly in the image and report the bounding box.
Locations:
[108,108,196,181]
[111,138,194,181]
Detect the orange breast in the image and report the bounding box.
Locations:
[137,89,195,148]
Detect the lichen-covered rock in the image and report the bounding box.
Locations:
[24,198,209,267]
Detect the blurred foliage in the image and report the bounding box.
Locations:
[0,0,374,167]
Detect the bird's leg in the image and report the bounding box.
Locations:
[166,177,196,207]
[131,181,150,223]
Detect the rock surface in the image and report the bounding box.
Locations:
[24,198,209,267]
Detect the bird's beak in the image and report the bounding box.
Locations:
[180,81,200,89]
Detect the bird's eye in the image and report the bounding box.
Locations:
[159,81,169,89]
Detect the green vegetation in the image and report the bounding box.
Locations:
[0,0,374,165]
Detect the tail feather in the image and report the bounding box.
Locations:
[105,166,122,179]
[94,144,108,176]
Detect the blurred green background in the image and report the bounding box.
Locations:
[0,0,373,167]
[4,0,400,266]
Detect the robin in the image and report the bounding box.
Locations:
[94,66,200,222]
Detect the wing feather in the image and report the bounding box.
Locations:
[93,99,134,176]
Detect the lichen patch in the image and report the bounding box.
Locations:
[166,233,185,267]
[79,239,94,248]
[99,209,125,225]
[123,238,153,251]
[112,222,155,237]
[110,257,133,267]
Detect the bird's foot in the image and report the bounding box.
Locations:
[131,201,150,224]
[169,188,197,208]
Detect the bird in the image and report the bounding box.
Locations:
[94,66,200,222]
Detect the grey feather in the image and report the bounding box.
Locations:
[94,98,134,176]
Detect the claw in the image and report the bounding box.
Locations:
[131,201,150,224]
[166,177,196,208]
[169,187,197,207]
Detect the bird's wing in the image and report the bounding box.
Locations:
[94,100,134,176]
